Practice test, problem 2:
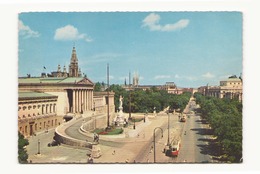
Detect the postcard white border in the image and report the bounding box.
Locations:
[1,0,260,174]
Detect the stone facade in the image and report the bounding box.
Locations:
[199,76,243,101]
[19,77,95,115]
[18,91,63,137]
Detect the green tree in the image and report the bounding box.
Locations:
[194,92,242,162]
[94,82,102,92]
[18,132,29,163]
[108,84,127,111]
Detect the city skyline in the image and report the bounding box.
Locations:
[19,12,242,88]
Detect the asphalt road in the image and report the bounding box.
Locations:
[143,99,214,163]
[177,113,212,163]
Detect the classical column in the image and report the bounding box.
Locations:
[46,104,48,114]
[42,105,45,114]
[72,90,75,113]
[75,90,78,113]
[53,103,56,114]
[88,90,91,111]
[84,90,86,111]
[81,89,84,112]
[50,104,52,113]
[83,90,86,112]
[91,90,93,110]
[86,90,89,111]
[78,89,81,112]
[79,89,82,113]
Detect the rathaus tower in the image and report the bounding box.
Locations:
[69,46,82,77]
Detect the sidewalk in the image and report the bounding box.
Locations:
[26,128,91,163]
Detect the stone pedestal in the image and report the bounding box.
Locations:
[91,144,101,158]
[114,95,127,126]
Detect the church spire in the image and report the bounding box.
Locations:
[69,46,79,77]
[71,46,78,62]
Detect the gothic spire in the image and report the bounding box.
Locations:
[71,46,78,63]
[69,46,79,77]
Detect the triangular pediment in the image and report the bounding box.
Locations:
[77,78,94,85]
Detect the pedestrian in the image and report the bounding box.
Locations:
[87,155,94,163]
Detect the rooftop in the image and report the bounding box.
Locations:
[18,91,57,99]
[19,77,93,85]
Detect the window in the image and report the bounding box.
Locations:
[25,126,27,134]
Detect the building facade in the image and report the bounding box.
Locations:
[198,75,243,101]
[18,91,63,137]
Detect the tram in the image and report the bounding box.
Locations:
[165,139,181,157]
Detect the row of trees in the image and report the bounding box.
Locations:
[194,92,242,162]
[106,84,191,113]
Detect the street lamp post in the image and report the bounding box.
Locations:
[133,117,136,129]
[129,71,132,120]
[167,112,170,146]
[153,127,163,163]
[106,63,110,129]
[37,139,40,154]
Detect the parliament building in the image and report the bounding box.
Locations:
[18,47,115,137]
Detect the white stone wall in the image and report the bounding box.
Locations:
[46,91,69,115]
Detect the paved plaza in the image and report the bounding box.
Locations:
[26,112,183,164]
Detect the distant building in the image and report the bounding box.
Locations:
[198,75,243,101]
[42,47,82,78]
[68,46,82,77]
[162,82,179,94]
[133,72,139,87]
[51,64,68,78]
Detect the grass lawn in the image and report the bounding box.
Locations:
[94,128,124,135]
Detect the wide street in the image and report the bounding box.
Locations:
[26,98,218,164]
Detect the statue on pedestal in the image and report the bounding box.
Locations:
[114,95,127,126]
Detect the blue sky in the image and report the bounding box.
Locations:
[18,12,242,88]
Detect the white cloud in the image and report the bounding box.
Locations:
[54,25,92,42]
[18,20,40,38]
[154,75,171,80]
[142,13,189,32]
[202,72,215,79]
